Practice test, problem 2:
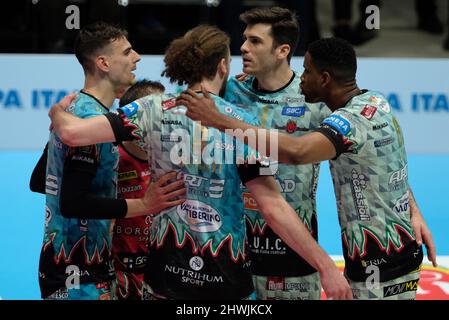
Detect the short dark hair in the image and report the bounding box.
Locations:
[74,22,128,74]
[119,80,165,107]
[307,38,357,84]
[162,25,230,86]
[240,6,299,62]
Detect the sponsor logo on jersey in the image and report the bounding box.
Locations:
[258,97,279,104]
[45,206,52,228]
[281,106,305,117]
[115,224,150,236]
[224,106,243,120]
[79,219,88,232]
[374,137,393,147]
[181,173,225,199]
[322,114,351,136]
[372,122,388,130]
[122,255,147,270]
[361,257,387,268]
[165,264,224,286]
[71,154,95,164]
[383,279,418,298]
[53,139,63,149]
[118,170,138,181]
[120,101,139,117]
[243,192,258,211]
[189,256,204,271]
[78,145,93,154]
[275,120,308,133]
[161,134,182,142]
[284,97,305,104]
[161,119,182,125]
[360,105,377,120]
[177,200,222,232]
[325,261,449,300]
[393,192,409,215]
[381,103,391,113]
[389,164,408,191]
[276,179,296,193]
[45,174,58,195]
[286,120,297,133]
[266,277,311,292]
[162,98,176,111]
[347,169,370,221]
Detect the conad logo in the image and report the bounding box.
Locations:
[177,200,222,233]
[322,261,449,300]
[243,192,258,211]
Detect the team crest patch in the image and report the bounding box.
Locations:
[360,105,377,120]
[281,106,305,117]
[120,101,139,117]
[286,120,297,134]
[162,98,177,111]
[322,114,351,135]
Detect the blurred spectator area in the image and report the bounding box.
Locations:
[0,0,275,54]
[0,0,448,57]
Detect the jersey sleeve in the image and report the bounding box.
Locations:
[60,144,128,219]
[29,143,48,194]
[315,109,367,159]
[104,97,150,144]
[235,110,273,183]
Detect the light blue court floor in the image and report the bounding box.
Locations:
[0,151,447,299]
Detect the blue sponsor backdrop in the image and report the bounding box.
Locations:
[0,55,448,299]
[1,55,448,152]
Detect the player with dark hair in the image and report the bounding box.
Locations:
[113,80,166,300]
[30,23,184,300]
[48,26,352,300]
[224,6,331,300]
[178,37,437,300]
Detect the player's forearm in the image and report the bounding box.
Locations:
[408,187,423,218]
[260,197,336,274]
[214,114,302,164]
[52,111,115,147]
[124,198,151,218]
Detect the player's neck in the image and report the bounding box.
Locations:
[83,76,118,109]
[327,84,361,111]
[254,63,293,92]
[189,79,220,96]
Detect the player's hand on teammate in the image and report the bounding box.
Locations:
[142,171,186,215]
[320,264,353,300]
[176,85,222,127]
[48,93,77,131]
[411,206,437,267]
[235,73,249,82]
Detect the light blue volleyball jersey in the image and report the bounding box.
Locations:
[225,74,331,276]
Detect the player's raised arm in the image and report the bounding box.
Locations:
[49,98,115,146]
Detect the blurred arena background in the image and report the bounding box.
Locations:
[0,0,448,299]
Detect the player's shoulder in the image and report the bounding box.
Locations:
[226,74,255,96]
[215,96,259,126]
[72,92,109,118]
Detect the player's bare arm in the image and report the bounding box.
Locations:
[177,87,336,164]
[246,175,353,300]
[49,95,115,146]
[409,188,437,267]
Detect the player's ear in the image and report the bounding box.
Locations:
[95,55,109,72]
[321,71,332,87]
[276,44,291,60]
[218,58,228,77]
